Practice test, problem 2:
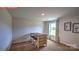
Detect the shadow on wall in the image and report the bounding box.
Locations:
[13,34,31,43]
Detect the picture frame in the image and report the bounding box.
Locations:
[64,22,72,31]
[72,23,79,33]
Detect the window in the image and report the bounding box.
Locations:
[49,22,56,36]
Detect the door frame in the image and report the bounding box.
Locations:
[48,19,60,43]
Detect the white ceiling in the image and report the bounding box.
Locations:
[8,7,79,21]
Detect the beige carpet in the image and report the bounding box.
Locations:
[10,40,79,51]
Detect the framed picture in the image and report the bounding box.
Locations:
[64,22,72,31]
[72,23,79,33]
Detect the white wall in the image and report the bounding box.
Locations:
[12,17,44,41]
[59,16,79,48]
[0,9,12,51]
[43,21,49,34]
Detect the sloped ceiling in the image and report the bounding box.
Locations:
[8,7,79,21]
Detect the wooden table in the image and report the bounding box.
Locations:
[30,33,48,48]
